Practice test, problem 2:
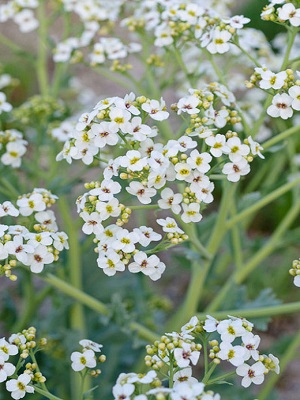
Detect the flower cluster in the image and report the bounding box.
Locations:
[289,258,300,287]
[1,327,47,400]
[0,129,27,168]
[261,1,300,27]
[0,0,39,32]
[70,339,106,377]
[0,188,69,279]
[0,91,12,114]
[112,315,279,399]
[122,0,250,55]
[249,67,300,120]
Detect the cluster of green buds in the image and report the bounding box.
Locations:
[10,327,47,360]
[290,258,300,287]
[0,259,17,281]
[110,60,133,72]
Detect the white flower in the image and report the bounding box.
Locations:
[90,180,121,201]
[71,349,96,371]
[79,339,103,352]
[97,250,125,276]
[278,3,300,26]
[51,232,69,251]
[176,136,197,152]
[174,162,192,181]
[125,117,152,141]
[171,381,204,400]
[14,9,39,32]
[205,134,229,157]
[218,342,246,366]
[236,361,266,387]
[0,92,12,113]
[112,383,135,400]
[156,217,184,234]
[173,367,198,386]
[206,30,232,54]
[91,121,119,148]
[267,93,293,119]
[247,136,264,159]
[17,193,46,216]
[181,316,199,334]
[267,354,280,374]
[133,226,162,247]
[217,318,246,342]
[158,188,183,214]
[187,150,212,173]
[6,373,34,399]
[0,338,18,361]
[223,15,250,29]
[181,203,202,223]
[25,232,53,248]
[26,244,55,273]
[0,356,15,382]
[114,92,140,116]
[177,96,200,115]
[127,370,157,384]
[80,212,104,235]
[5,235,34,265]
[222,158,250,182]
[112,229,139,253]
[205,107,229,128]
[142,98,169,121]
[1,142,27,168]
[241,333,260,361]
[259,69,287,90]
[35,210,58,231]
[288,85,300,110]
[120,150,147,171]
[0,201,19,217]
[128,251,160,276]
[224,137,250,162]
[96,198,121,221]
[203,315,219,332]
[173,342,200,368]
[126,182,156,204]
[109,107,131,133]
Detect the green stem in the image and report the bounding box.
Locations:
[94,67,132,90]
[206,371,235,385]
[230,202,243,270]
[41,274,159,342]
[202,363,217,384]
[172,46,194,86]
[258,328,300,400]
[226,176,300,229]
[280,28,298,70]
[37,0,49,96]
[263,125,300,150]
[33,386,64,400]
[207,201,300,312]
[197,301,300,320]
[166,183,235,330]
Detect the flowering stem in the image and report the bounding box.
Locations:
[37,0,49,96]
[258,328,300,400]
[94,67,133,91]
[206,371,235,385]
[202,363,217,384]
[226,176,300,229]
[33,386,64,400]
[280,28,298,70]
[230,202,243,270]
[197,301,300,320]
[172,45,194,86]
[41,274,159,342]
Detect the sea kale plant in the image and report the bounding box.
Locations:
[0,0,300,399]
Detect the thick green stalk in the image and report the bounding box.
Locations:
[226,176,300,229]
[207,201,300,312]
[258,328,300,400]
[263,125,300,150]
[197,301,300,320]
[166,183,235,330]
[33,386,64,400]
[37,0,49,96]
[42,274,159,343]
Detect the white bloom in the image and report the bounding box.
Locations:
[126,181,156,204]
[174,162,192,181]
[0,92,12,113]
[222,158,250,182]
[217,319,246,342]
[114,92,140,116]
[26,244,55,273]
[90,180,121,201]
[97,250,125,276]
[80,211,104,235]
[0,201,19,217]
[205,134,229,157]
[91,121,119,148]
[242,333,260,361]
[79,339,103,352]
[218,342,246,366]
[1,142,27,168]
[247,136,265,159]
[25,232,53,248]
[96,198,121,221]
[203,315,219,332]
[5,235,34,265]
[112,383,135,400]
[120,150,147,171]
[133,226,162,247]
[223,15,250,29]
[125,117,153,141]
[181,203,202,223]
[128,251,160,276]
[158,188,183,214]
[267,93,293,119]
[181,316,199,334]
[173,342,200,368]
[187,150,212,173]
[259,70,287,90]
[0,241,9,260]
[111,229,139,253]
[17,193,46,216]
[0,356,15,382]
[71,349,96,371]
[35,210,58,231]
[206,30,232,54]
[288,85,300,110]
[6,373,34,399]
[171,381,204,400]
[156,217,184,234]
[205,107,229,128]
[142,98,169,121]
[177,96,200,115]
[236,361,266,387]
[173,367,198,386]
[278,3,300,26]
[224,137,250,162]
[51,232,69,251]
[0,338,18,361]
[109,107,131,133]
